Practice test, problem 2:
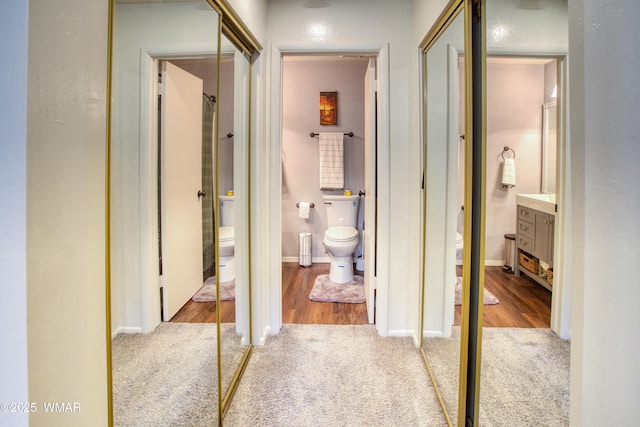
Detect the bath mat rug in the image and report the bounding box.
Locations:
[192,276,235,302]
[309,274,365,304]
[454,276,499,305]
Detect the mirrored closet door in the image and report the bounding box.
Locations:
[108,0,262,425]
[419,2,466,425]
[216,30,253,416]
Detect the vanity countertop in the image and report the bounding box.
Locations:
[516,193,557,215]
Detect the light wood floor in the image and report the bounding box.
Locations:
[171,264,551,328]
[170,278,235,323]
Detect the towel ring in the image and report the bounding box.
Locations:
[501,146,516,160]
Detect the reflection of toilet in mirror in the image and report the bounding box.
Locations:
[323,195,360,283]
[219,194,235,283]
[456,232,463,265]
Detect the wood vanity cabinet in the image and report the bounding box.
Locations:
[516,205,554,290]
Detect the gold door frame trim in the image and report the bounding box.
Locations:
[419,0,464,53]
[105,1,114,426]
[212,0,262,57]
[458,1,485,425]
[214,12,223,424]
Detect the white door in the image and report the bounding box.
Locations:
[160,61,204,321]
[363,57,377,324]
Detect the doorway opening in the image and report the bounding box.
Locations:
[153,57,232,324]
[280,54,378,326]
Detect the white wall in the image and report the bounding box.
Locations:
[568,0,640,424]
[485,62,545,263]
[281,59,367,260]
[227,0,267,45]
[0,1,29,426]
[26,0,109,424]
[264,0,417,337]
[486,0,568,54]
[224,0,271,346]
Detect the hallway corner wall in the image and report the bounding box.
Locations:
[26,0,109,424]
[0,1,29,425]
[568,0,640,425]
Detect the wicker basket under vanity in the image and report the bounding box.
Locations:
[519,252,539,275]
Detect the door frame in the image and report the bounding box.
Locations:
[138,46,217,333]
[266,42,391,337]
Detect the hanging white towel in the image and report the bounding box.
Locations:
[298,202,310,219]
[319,132,344,190]
[502,158,516,188]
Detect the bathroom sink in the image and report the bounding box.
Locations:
[516,193,557,215]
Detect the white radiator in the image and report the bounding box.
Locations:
[298,232,312,267]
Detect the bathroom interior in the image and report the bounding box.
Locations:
[453,55,559,328]
[280,55,375,325]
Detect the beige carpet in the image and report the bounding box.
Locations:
[423,327,570,426]
[112,323,245,427]
[308,274,365,303]
[224,324,447,426]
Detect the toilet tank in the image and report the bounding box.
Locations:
[323,195,360,227]
[219,195,234,226]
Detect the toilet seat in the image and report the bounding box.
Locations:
[219,226,234,243]
[325,226,358,242]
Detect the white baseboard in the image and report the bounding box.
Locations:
[423,330,445,338]
[112,326,142,340]
[387,329,416,338]
[255,326,271,346]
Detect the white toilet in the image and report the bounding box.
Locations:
[456,232,463,265]
[323,195,360,283]
[219,195,235,283]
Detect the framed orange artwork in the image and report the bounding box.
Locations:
[320,91,337,126]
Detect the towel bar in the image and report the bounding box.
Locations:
[310,132,354,138]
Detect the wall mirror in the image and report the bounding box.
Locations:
[216,29,253,417]
[107,0,260,425]
[419,2,466,425]
[420,1,569,426]
[479,1,569,425]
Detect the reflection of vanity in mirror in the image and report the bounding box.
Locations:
[514,100,558,291]
[108,0,260,424]
[420,1,569,426]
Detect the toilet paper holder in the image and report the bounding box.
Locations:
[296,202,315,208]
